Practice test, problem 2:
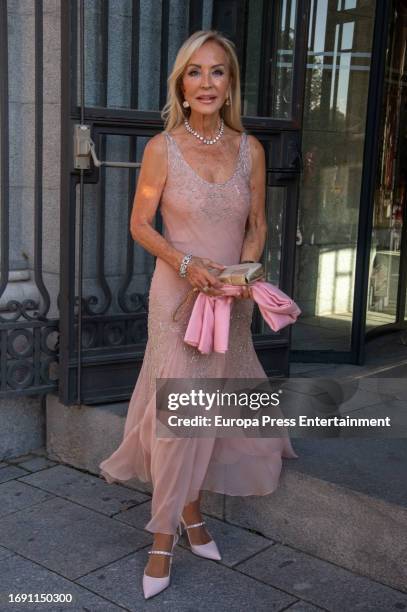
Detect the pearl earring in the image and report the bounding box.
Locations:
[182,100,190,108]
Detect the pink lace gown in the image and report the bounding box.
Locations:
[99,130,299,535]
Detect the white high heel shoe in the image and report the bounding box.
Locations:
[179,517,222,561]
[142,531,179,600]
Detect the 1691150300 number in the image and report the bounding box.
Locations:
[8,593,73,604]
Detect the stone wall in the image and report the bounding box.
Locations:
[0,0,61,459]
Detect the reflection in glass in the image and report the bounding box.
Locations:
[77,0,190,110]
[77,0,298,119]
[292,0,376,351]
[243,0,264,115]
[272,0,297,119]
[243,0,297,118]
[259,187,284,335]
[366,1,407,330]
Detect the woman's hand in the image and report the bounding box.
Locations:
[186,257,226,296]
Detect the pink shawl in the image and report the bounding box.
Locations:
[184,280,302,354]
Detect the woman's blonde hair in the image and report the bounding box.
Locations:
[161,30,244,133]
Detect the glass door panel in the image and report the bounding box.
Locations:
[291,0,377,352]
[76,0,300,120]
[257,186,284,336]
[366,0,407,331]
[243,0,298,118]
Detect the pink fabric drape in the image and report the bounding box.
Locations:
[184,280,301,354]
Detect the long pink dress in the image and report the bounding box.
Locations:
[99,130,299,535]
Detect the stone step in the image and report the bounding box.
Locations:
[226,458,407,594]
[46,395,407,593]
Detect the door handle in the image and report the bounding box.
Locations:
[74,124,141,170]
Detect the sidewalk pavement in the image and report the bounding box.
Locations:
[1,330,407,611]
[1,447,406,611]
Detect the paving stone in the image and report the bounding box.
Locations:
[356,377,407,400]
[285,602,326,611]
[17,456,57,472]
[0,496,151,580]
[0,553,126,610]
[203,517,273,567]
[200,489,225,519]
[0,545,14,561]
[18,464,149,516]
[114,502,272,567]
[0,480,55,517]
[343,399,407,438]
[77,545,296,611]
[236,543,407,611]
[112,499,152,529]
[227,466,407,592]
[180,516,274,568]
[0,465,30,483]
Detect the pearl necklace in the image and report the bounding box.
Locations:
[184,118,224,145]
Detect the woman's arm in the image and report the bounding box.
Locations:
[130,133,182,272]
[130,133,225,293]
[239,135,268,263]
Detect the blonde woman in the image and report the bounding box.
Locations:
[99,29,298,599]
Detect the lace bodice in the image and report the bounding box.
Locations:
[160,131,252,266]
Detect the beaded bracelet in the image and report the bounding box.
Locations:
[179,253,193,277]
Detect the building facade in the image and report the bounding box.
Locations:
[0,1,405,450]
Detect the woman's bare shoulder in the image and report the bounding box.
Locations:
[139,133,168,185]
[141,133,168,171]
[246,134,265,164]
[144,131,168,154]
[246,133,264,151]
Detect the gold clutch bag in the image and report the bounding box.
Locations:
[172,262,265,322]
[217,262,264,285]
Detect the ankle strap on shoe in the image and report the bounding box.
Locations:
[148,550,173,556]
[184,520,206,529]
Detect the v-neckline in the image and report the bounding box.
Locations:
[167,131,245,186]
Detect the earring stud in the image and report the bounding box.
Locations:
[182,100,190,108]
